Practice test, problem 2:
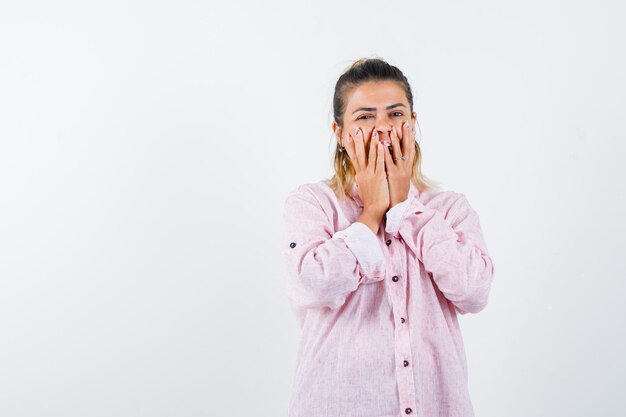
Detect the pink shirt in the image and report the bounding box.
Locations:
[281,178,495,417]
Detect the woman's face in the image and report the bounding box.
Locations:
[334,80,416,158]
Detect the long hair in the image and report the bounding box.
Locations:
[327,57,441,203]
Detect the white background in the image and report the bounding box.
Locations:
[1,1,625,416]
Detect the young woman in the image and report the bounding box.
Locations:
[281,58,495,417]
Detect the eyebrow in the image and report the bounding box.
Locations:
[352,103,406,115]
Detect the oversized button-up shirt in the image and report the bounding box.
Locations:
[281,178,495,417]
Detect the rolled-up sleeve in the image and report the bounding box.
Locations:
[282,186,387,311]
[385,197,412,234]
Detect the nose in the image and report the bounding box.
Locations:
[374,124,392,143]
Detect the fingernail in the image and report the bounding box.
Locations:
[373,130,377,137]
[355,128,360,135]
[404,121,409,128]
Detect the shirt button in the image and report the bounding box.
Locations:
[289,242,296,248]
[400,317,406,323]
[385,239,391,246]
[405,408,412,414]
[404,360,409,367]
[392,276,399,282]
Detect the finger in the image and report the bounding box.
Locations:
[378,134,389,175]
[402,120,412,162]
[353,127,367,170]
[343,131,360,171]
[390,125,402,164]
[409,121,417,161]
[383,141,394,171]
[376,140,385,175]
[368,130,378,170]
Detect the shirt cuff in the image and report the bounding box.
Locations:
[385,197,427,237]
[340,221,385,271]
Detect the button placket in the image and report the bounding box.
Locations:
[385,236,418,415]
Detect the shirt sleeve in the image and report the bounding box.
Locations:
[282,185,387,311]
[384,193,495,314]
[385,196,411,234]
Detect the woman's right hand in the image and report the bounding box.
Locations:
[343,127,390,221]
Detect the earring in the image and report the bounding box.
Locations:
[337,135,345,153]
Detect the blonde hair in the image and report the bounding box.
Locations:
[326,57,441,203]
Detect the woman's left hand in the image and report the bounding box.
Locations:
[383,120,416,209]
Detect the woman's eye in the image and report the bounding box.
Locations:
[357,112,402,120]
